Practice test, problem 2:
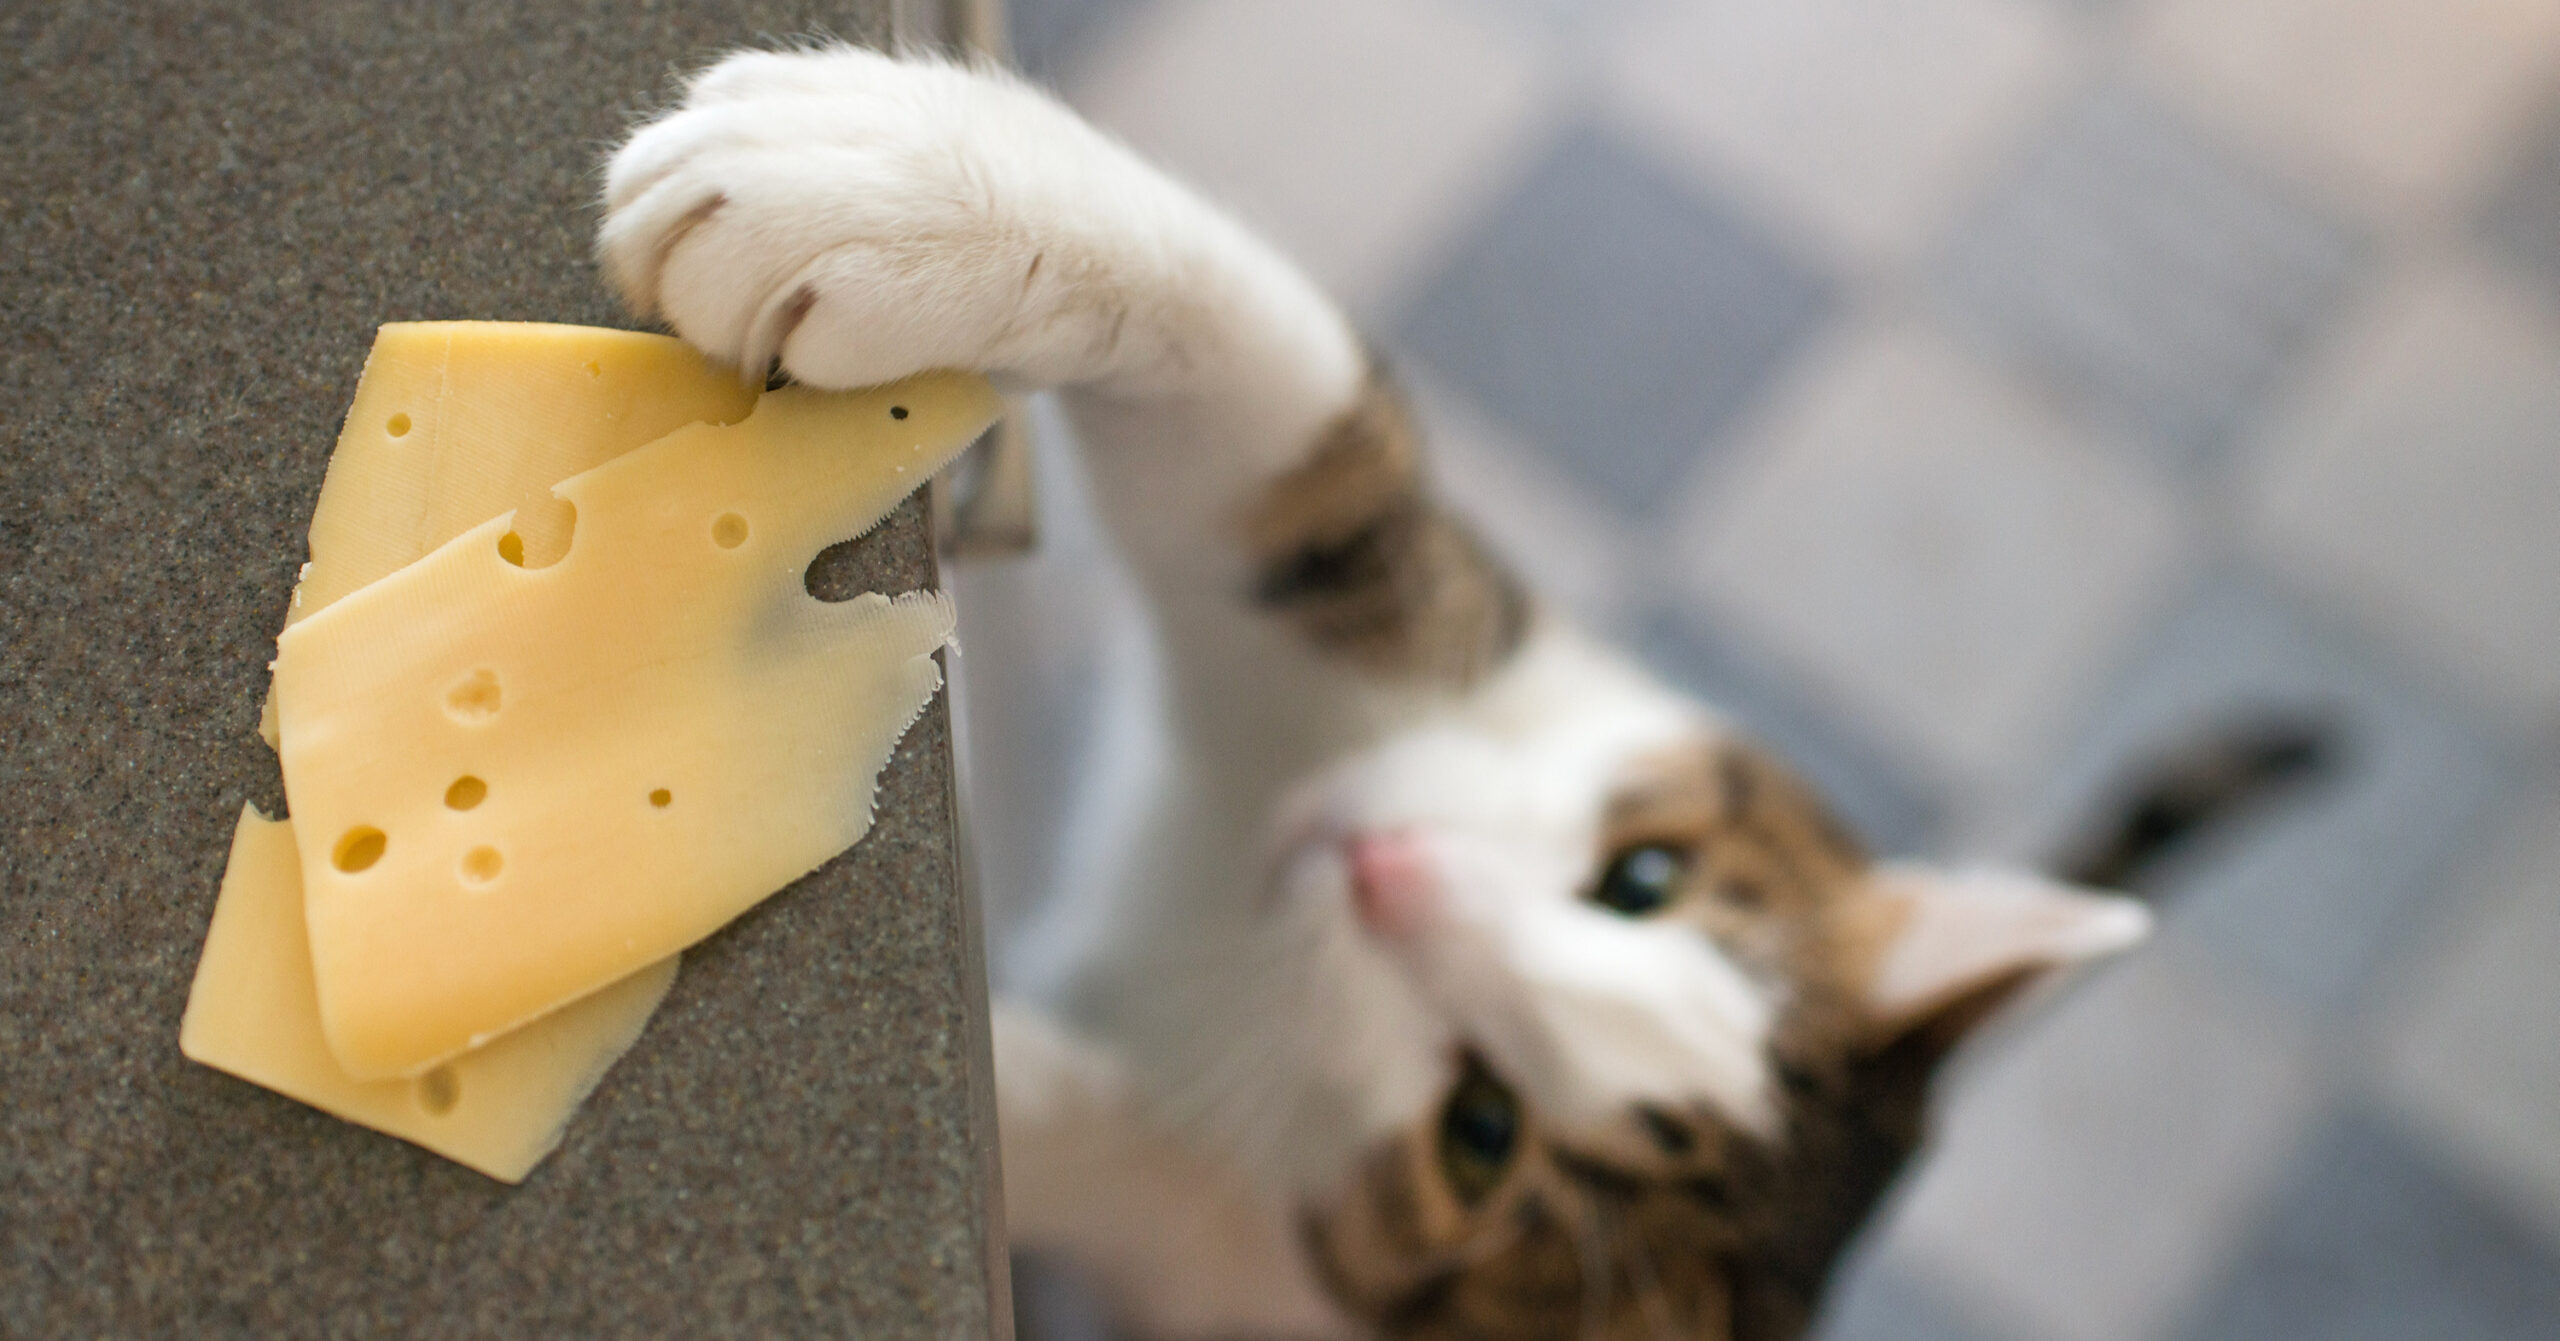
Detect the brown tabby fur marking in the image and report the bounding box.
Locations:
[1239,367,1530,687]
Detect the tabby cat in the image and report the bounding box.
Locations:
[601,48,2157,1340]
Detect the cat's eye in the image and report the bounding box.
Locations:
[1591,843,1686,916]
[1436,1061,1520,1207]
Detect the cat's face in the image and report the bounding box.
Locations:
[1260,635,2144,1339]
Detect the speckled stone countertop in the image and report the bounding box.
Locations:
[0,3,1006,1335]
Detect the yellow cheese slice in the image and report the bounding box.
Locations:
[293,321,759,617]
[275,372,998,1080]
[182,806,677,1183]
[260,323,757,747]
[227,323,732,1126]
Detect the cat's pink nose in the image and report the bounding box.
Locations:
[1346,830,1438,940]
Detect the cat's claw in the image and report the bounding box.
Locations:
[599,47,1081,389]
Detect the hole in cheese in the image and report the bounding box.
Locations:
[444,776,487,811]
[181,807,683,1183]
[334,826,387,874]
[271,324,758,643]
[459,846,504,885]
[648,788,672,809]
[387,413,413,438]
[804,537,868,603]
[507,497,577,570]
[445,669,502,723]
[711,513,749,549]
[889,405,909,420]
[415,1064,460,1116]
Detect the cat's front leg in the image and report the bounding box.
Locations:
[601,46,1516,779]
[994,1004,1349,1338]
[599,46,1359,414]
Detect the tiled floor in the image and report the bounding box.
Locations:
[1601,0,2074,269]
[2172,1106,2560,1341]
[1991,575,2517,1016]
[1935,79,2366,469]
[1682,313,2192,783]
[1883,941,2326,1341]
[1396,125,1836,515]
[960,0,2560,1334]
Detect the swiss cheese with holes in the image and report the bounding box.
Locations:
[259,323,760,746]
[182,806,678,1183]
[291,322,763,624]
[194,323,744,1179]
[248,324,750,1065]
[274,373,996,1081]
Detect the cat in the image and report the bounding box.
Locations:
[600,46,2158,1340]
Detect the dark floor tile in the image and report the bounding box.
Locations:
[1938,82,2364,468]
[2177,1106,2560,1341]
[1005,0,1142,84]
[2478,87,2560,315]
[1815,1254,2016,1341]
[1012,1251,1121,1341]
[1393,126,1834,518]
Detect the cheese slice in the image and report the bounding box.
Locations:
[275,373,998,1080]
[260,323,757,747]
[182,806,678,1183]
[293,321,759,617]
[223,324,731,1133]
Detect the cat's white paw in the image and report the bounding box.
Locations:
[599,47,1133,390]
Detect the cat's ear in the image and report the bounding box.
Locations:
[1841,863,2150,1054]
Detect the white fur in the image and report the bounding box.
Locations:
[1267,631,1778,1138]
[993,1006,1340,1335]
[600,48,2138,1338]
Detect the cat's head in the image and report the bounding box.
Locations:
[1260,631,2147,1340]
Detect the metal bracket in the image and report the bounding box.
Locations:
[913,0,1041,560]
[932,403,1040,558]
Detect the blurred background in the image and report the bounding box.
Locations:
[948,1,2560,1337]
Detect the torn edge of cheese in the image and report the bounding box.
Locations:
[182,806,678,1183]
[274,373,996,1080]
[451,586,958,1059]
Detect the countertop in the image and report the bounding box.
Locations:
[0,2,1006,1334]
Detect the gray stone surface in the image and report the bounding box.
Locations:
[0,2,1005,1336]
